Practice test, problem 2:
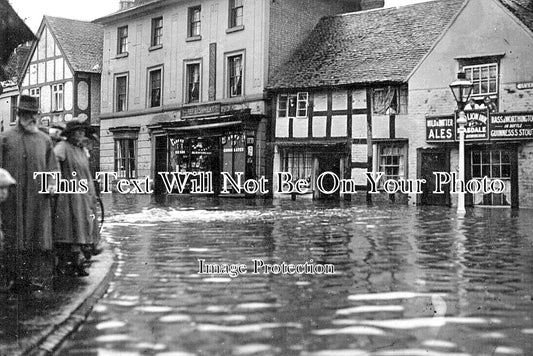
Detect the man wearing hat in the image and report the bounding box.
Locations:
[0,95,59,293]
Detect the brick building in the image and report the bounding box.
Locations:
[268,0,533,208]
[94,0,383,194]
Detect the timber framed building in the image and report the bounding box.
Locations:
[268,0,533,208]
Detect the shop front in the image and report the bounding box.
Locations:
[150,106,264,195]
[425,110,532,208]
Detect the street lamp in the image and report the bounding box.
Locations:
[449,71,473,214]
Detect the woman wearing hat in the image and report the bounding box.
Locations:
[53,118,98,277]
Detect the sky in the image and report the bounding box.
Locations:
[9,0,435,33]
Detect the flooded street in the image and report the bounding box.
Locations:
[59,196,533,356]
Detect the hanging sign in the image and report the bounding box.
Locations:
[462,110,488,140]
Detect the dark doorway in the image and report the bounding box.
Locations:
[419,148,450,206]
[316,154,340,199]
[154,135,168,195]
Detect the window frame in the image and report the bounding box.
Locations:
[114,137,138,179]
[10,95,18,123]
[372,86,408,115]
[463,62,498,97]
[117,25,128,55]
[52,83,64,112]
[228,0,243,29]
[29,87,41,112]
[151,16,163,47]
[188,6,201,38]
[377,143,406,183]
[281,148,313,182]
[277,92,309,119]
[147,66,163,108]
[184,60,201,104]
[114,73,129,112]
[226,51,244,98]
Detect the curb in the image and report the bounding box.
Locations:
[13,247,116,356]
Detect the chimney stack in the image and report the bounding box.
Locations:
[119,0,135,10]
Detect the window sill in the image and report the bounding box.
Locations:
[149,44,163,51]
[186,35,202,42]
[226,25,244,34]
[115,52,129,59]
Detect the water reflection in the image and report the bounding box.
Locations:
[59,197,533,355]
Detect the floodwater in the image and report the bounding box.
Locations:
[59,196,533,356]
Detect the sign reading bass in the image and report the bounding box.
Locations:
[490,113,533,139]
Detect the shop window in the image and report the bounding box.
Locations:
[229,0,243,28]
[188,6,201,38]
[115,74,128,112]
[378,143,406,181]
[470,149,511,206]
[222,133,245,178]
[185,62,200,103]
[151,17,163,47]
[227,53,243,98]
[148,67,162,107]
[117,26,128,54]
[282,149,313,182]
[114,138,137,179]
[277,92,308,118]
[373,86,408,115]
[52,83,64,111]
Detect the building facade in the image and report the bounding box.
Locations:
[268,0,533,208]
[20,16,103,128]
[95,0,382,194]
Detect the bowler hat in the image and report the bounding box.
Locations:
[17,95,39,113]
[0,168,16,186]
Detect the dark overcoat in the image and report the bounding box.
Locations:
[0,126,58,252]
[53,140,97,245]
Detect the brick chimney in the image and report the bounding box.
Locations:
[119,0,135,10]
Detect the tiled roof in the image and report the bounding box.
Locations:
[498,0,533,32]
[268,0,466,90]
[45,16,103,73]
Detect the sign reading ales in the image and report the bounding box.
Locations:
[426,115,455,142]
[426,111,533,142]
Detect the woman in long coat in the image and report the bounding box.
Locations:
[53,119,98,276]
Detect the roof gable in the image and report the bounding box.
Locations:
[44,16,103,73]
[268,0,467,90]
[498,0,533,33]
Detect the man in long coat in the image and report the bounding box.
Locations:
[0,95,58,293]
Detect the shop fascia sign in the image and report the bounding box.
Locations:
[426,110,533,142]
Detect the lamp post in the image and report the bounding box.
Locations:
[449,71,474,214]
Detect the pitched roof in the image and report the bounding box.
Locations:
[0,0,35,65]
[268,0,467,90]
[498,0,533,32]
[44,16,103,73]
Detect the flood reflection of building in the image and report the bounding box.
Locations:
[95,0,384,195]
[268,0,533,208]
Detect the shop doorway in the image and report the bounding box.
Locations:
[419,148,450,206]
[316,154,341,199]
